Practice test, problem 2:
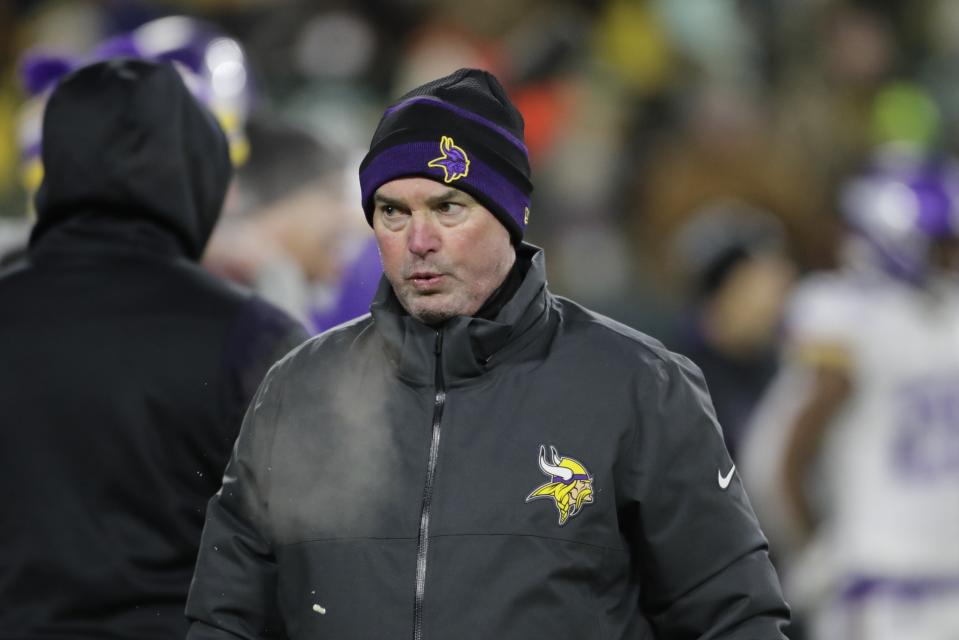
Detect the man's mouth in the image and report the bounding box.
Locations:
[409,271,445,291]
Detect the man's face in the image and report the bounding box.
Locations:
[373,177,516,325]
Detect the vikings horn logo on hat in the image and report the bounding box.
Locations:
[427,135,470,183]
[526,445,594,526]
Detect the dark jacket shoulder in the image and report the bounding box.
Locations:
[552,294,698,381]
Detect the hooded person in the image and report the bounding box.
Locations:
[186,68,788,639]
[0,58,307,638]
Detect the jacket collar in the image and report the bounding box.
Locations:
[370,243,554,387]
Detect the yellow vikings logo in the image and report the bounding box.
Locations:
[526,445,594,526]
[427,135,470,183]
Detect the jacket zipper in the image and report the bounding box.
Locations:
[413,330,446,640]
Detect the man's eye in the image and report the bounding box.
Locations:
[437,201,462,213]
[381,205,397,216]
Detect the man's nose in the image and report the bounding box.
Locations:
[407,213,441,257]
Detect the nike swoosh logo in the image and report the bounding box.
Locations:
[718,465,736,489]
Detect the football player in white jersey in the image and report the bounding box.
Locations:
[740,149,959,640]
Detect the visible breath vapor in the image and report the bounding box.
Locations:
[269,359,406,542]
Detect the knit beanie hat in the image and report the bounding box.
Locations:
[359,68,532,242]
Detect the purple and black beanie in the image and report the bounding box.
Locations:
[359,68,532,242]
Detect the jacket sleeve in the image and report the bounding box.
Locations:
[628,352,790,639]
[186,362,288,639]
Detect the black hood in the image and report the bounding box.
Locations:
[30,58,232,260]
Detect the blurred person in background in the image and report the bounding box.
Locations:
[0,54,306,638]
[671,200,797,461]
[632,81,831,293]
[741,149,959,640]
[185,67,788,640]
[203,115,381,333]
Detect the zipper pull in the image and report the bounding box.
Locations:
[434,330,443,355]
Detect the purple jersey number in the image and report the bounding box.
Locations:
[893,375,959,480]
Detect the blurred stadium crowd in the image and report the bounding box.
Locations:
[5,0,955,326]
[3,0,959,638]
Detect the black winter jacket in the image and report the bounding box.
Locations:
[186,244,788,639]
[0,60,307,638]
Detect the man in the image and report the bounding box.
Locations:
[741,150,959,640]
[203,116,381,333]
[0,59,306,638]
[187,68,788,639]
[671,200,796,461]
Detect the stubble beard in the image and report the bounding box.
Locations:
[398,288,463,326]
[390,249,515,325]
[411,306,457,326]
